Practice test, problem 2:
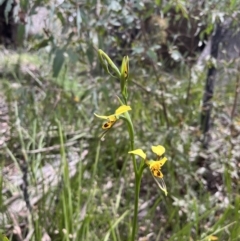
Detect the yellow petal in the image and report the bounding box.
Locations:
[94,113,117,122]
[157,157,167,167]
[115,105,131,116]
[95,105,130,122]
[151,145,165,156]
[107,115,117,122]
[94,113,109,120]
[128,149,146,159]
[145,160,154,167]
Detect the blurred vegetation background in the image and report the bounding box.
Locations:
[0,0,240,240]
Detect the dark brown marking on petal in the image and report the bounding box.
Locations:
[102,122,111,129]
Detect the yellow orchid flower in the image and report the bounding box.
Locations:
[146,157,167,178]
[129,145,168,195]
[94,105,131,129]
[207,235,218,241]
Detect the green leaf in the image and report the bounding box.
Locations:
[0,232,9,241]
[230,0,237,8]
[53,49,65,77]
[155,0,161,6]
[132,46,144,54]
[17,24,25,45]
[20,0,29,11]
[30,38,52,51]
[56,11,65,25]
[4,0,14,24]
[66,49,79,64]
[147,49,158,63]
[108,0,122,11]
[86,44,94,66]
[170,49,182,62]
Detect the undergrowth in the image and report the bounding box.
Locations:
[0,50,240,241]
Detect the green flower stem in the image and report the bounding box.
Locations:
[132,162,145,241]
[122,94,127,106]
[124,113,145,241]
[123,112,137,174]
[132,172,141,241]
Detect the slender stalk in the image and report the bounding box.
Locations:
[124,114,145,241]
[124,114,137,174]
[131,173,141,241]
